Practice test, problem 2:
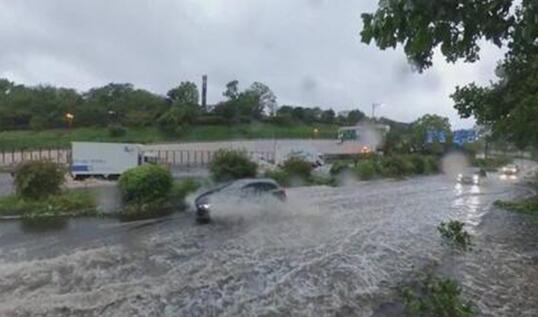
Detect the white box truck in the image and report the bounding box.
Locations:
[71,142,155,180]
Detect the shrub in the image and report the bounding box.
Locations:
[402,275,474,317]
[281,157,313,180]
[210,149,257,182]
[472,157,511,171]
[157,108,184,136]
[268,113,294,126]
[330,161,352,176]
[309,173,337,186]
[423,156,440,173]
[380,156,413,178]
[265,169,290,186]
[354,160,377,180]
[195,115,227,125]
[29,116,48,131]
[408,155,426,174]
[0,190,97,217]
[494,198,538,215]
[438,220,472,251]
[108,124,127,137]
[118,164,173,205]
[14,161,65,200]
[170,178,201,201]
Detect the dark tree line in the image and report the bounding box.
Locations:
[0,78,365,134]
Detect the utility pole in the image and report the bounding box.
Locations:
[372,102,382,121]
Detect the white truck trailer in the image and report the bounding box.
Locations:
[70,142,155,180]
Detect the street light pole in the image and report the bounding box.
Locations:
[372,103,382,120]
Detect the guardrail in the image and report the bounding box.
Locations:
[152,150,275,167]
[0,148,71,167]
[0,148,275,168]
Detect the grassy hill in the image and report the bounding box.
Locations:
[0,123,339,150]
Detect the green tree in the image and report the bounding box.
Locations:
[361,0,538,148]
[237,90,264,120]
[247,82,277,116]
[411,114,453,154]
[452,57,538,148]
[223,80,240,100]
[83,83,167,127]
[321,109,336,124]
[167,81,199,106]
[383,130,411,155]
[213,81,275,122]
[347,109,365,125]
[212,100,239,123]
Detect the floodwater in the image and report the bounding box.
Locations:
[0,173,537,316]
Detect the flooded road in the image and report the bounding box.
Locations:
[0,173,537,316]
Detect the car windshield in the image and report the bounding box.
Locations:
[1,1,537,316]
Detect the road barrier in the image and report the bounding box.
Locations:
[152,149,275,167]
[0,148,71,167]
[0,148,275,168]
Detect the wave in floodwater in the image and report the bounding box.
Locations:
[0,174,537,316]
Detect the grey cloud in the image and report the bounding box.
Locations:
[0,0,504,128]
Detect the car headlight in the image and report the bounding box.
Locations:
[197,203,210,210]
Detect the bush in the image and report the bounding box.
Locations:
[472,157,511,171]
[118,164,173,205]
[494,198,538,215]
[170,178,201,201]
[157,108,184,136]
[423,156,440,173]
[438,220,472,251]
[268,113,294,126]
[108,124,127,137]
[14,161,65,200]
[29,116,48,131]
[265,169,290,186]
[0,190,97,217]
[195,115,227,125]
[354,160,377,180]
[281,157,313,180]
[330,161,352,176]
[380,156,413,178]
[210,149,258,182]
[402,275,474,317]
[309,173,337,186]
[408,155,426,174]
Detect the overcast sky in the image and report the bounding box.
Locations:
[0,0,505,129]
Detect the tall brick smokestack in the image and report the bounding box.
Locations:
[201,75,207,110]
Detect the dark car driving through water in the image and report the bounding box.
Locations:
[194,179,286,223]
